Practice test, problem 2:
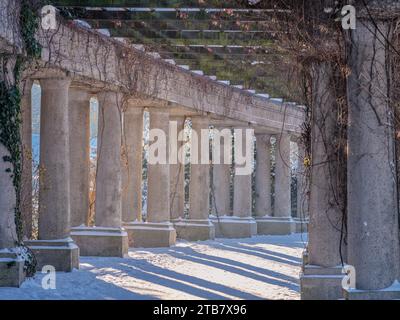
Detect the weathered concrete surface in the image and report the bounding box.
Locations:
[174,220,215,241]
[0,144,18,249]
[95,91,123,228]
[233,129,253,218]
[259,133,296,235]
[254,134,272,217]
[169,116,185,221]
[293,218,308,233]
[256,217,295,235]
[74,91,128,257]
[124,222,176,248]
[20,79,33,239]
[300,63,345,300]
[346,20,400,298]
[0,22,26,286]
[211,126,232,217]
[29,78,80,271]
[71,227,128,257]
[219,128,257,238]
[147,108,171,223]
[188,116,210,221]
[122,106,144,223]
[177,116,214,241]
[301,264,344,301]
[129,108,176,247]
[26,238,79,272]
[38,78,72,240]
[274,133,291,218]
[343,282,400,300]
[0,251,25,287]
[33,17,304,133]
[211,216,257,239]
[296,142,309,219]
[0,144,24,285]
[69,87,91,227]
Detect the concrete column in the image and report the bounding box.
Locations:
[69,87,90,228]
[37,79,71,240]
[344,20,400,299]
[188,116,210,220]
[26,78,79,272]
[257,133,295,235]
[127,107,176,247]
[95,91,123,228]
[71,91,128,257]
[175,116,214,241]
[274,133,291,217]
[254,133,276,235]
[0,59,25,286]
[300,62,346,300]
[0,143,25,286]
[294,141,309,233]
[147,108,171,223]
[169,116,185,221]
[20,79,33,239]
[121,106,144,223]
[233,128,253,218]
[211,126,231,217]
[254,133,272,217]
[296,142,309,219]
[121,106,144,247]
[0,144,18,249]
[214,128,256,238]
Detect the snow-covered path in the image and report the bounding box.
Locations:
[0,234,307,300]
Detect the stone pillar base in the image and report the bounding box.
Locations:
[71,227,128,257]
[174,219,215,241]
[293,217,309,233]
[123,222,176,248]
[210,216,257,238]
[300,264,344,300]
[255,216,295,235]
[0,251,25,287]
[25,238,79,272]
[343,283,400,300]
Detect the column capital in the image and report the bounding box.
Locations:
[39,77,71,89]
[211,123,232,131]
[147,106,170,114]
[97,90,123,102]
[255,133,271,143]
[69,86,91,102]
[124,105,144,115]
[169,115,186,122]
[191,114,210,123]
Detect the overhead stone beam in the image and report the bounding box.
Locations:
[25,15,304,133]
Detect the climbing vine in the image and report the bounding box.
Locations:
[20,0,42,59]
[0,0,42,277]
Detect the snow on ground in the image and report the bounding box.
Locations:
[0,233,307,300]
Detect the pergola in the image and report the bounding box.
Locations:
[52,0,294,100]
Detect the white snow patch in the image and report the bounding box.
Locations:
[0,234,307,300]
